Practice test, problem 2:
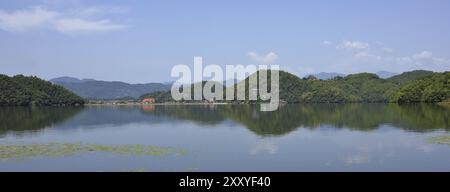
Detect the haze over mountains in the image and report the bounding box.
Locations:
[2,69,447,106]
[50,77,96,84]
[50,77,172,100]
[375,71,399,79]
[50,76,242,100]
[309,71,398,80]
[50,70,442,102]
[309,72,346,80]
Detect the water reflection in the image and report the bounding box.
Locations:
[141,104,450,135]
[0,104,449,137]
[0,107,83,137]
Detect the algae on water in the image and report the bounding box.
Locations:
[427,135,450,145]
[0,142,186,160]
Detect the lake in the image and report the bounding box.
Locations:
[0,104,449,171]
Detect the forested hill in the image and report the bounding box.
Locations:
[0,74,85,106]
[387,70,435,85]
[389,72,450,103]
[235,70,447,103]
[139,70,449,104]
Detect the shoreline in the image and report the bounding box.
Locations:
[85,102,230,106]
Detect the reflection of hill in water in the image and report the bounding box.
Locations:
[59,106,172,127]
[1,104,449,137]
[55,106,224,129]
[137,104,450,136]
[0,107,83,137]
[219,104,450,136]
[140,105,225,125]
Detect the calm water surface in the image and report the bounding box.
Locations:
[0,104,449,171]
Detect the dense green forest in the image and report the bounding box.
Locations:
[387,70,435,85]
[389,72,450,103]
[0,74,85,106]
[2,70,446,106]
[140,70,449,104]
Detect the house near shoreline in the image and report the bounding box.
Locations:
[142,98,156,104]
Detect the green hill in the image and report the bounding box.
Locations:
[138,70,448,104]
[387,70,435,85]
[232,70,444,103]
[299,73,397,103]
[0,74,85,106]
[389,72,450,103]
[229,71,396,103]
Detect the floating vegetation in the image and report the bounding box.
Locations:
[125,168,149,172]
[427,135,450,145]
[438,100,450,108]
[0,142,186,160]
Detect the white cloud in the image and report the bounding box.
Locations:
[338,40,370,49]
[397,56,413,64]
[0,5,127,35]
[331,39,450,72]
[399,51,434,63]
[412,51,433,59]
[382,47,394,53]
[71,6,128,16]
[354,51,381,60]
[55,19,127,34]
[335,40,380,61]
[392,51,450,72]
[247,51,278,64]
[322,40,331,45]
[0,7,57,32]
[398,51,450,67]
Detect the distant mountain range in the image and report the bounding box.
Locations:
[50,77,172,100]
[50,77,240,100]
[309,72,346,80]
[310,71,398,80]
[3,69,445,105]
[375,71,398,79]
[49,70,435,101]
[49,76,96,83]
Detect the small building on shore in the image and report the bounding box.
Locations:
[142,98,156,104]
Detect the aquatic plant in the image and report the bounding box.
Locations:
[427,135,450,145]
[0,142,186,160]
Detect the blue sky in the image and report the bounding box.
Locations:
[1,0,449,83]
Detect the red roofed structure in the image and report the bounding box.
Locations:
[142,98,155,104]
